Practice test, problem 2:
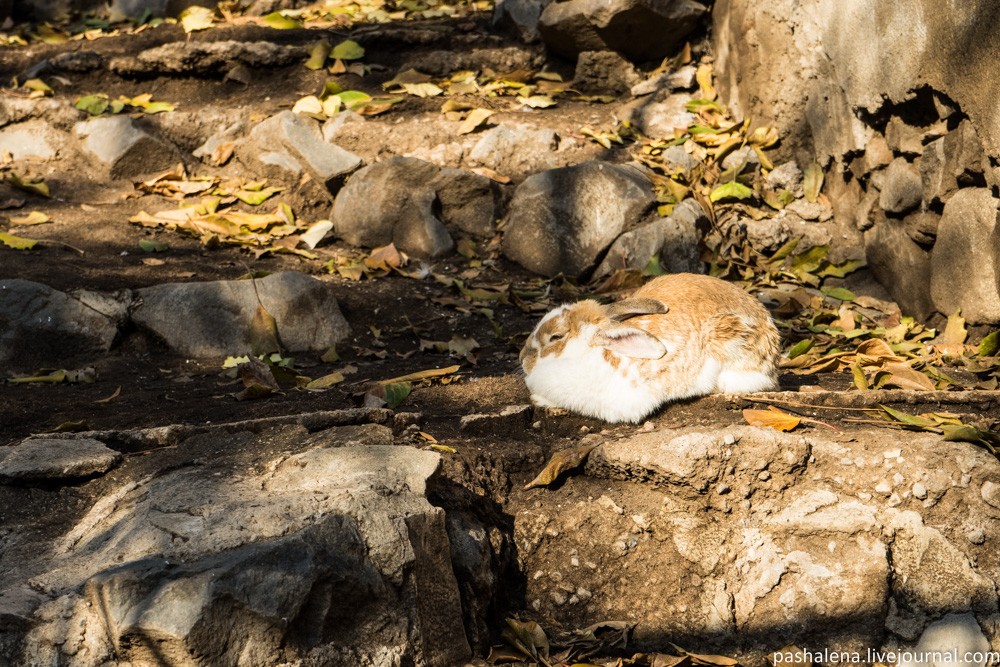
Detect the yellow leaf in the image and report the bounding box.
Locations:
[456,108,493,135]
[377,365,460,385]
[10,211,50,225]
[743,406,800,431]
[695,63,716,100]
[305,371,345,389]
[249,304,282,356]
[942,310,967,347]
[179,5,214,32]
[400,82,443,97]
[0,232,39,250]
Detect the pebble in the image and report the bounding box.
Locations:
[570,556,580,567]
[912,482,928,500]
[723,433,736,445]
[967,528,986,545]
[875,481,892,496]
[550,591,567,606]
[576,587,592,601]
[717,483,732,495]
[981,481,1000,509]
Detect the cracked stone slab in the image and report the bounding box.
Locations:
[0,438,120,482]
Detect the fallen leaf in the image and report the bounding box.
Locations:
[94,385,122,403]
[524,441,600,489]
[0,232,39,250]
[300,220,333,249]
[941,310,967,350]
[9,211,50,225]
[803,162,824,202]
[979,331,1000,357]
[400,82,443,97]
[305,371,345,389]
[331,39,364,60]
[709,181,753,202]
[880,362,936,391]
[305,40,331,70]
[517,95,556,108]
[5,172,50,197]
[179,5,214,32]
[457,107,493,135]
[141,257,165,266]
[261,11,301,29]
[138,239,168,252]
[743,406,800,431]
[363,381,411,408]
[250,304,282,356]
[378,365,460,385]
[236,357,279,400]
[503,618,550,663]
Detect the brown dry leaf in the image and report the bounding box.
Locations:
[469,166,511,184]
[524,441,600,490]
[236,357,279,400]
[210,142,235,166]
[803,161,824,202]
[502,618,549,663]
[743,406,801,432]
[249,303,282,356]
[365,242,403,270]
[94,385,122,403]
[880,361,936,391]
[939,310,967,356]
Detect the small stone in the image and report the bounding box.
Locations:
[879,158,923,214]
[875,480,892,496]
[758,471,771,481]
[75,115,179,179]
[883,449,901,459]
[570,556,580,567]
[723,433,737,446]
[981,480,1000,509]
[597,495,624,515]
[577,587,592,600]
[912,482,928,500]
[892,472,905,486]
[550,591,567,606]
[717,483,732,495]
[573,50,641,95]
[967,528,986,545]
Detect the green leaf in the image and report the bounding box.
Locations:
[821,286,856,302]
[305,40,331,70]
[330,39,365,60]
[709,181,753,202]
[383,381,411,409]
[262,11,302,29]
[642,254,666,277]
[138,239,168,252]
[76,93,109,115]
[234,186,281,206]
[786,339,813,359]
[978,331,1000,357]
[334,90,373,109]
[818,258,867,278]
[803,161,824,202]
[0,232,39,250]
[791,245,829,274]
[879,404,939,430]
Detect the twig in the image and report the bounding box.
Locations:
[746,396,880,412]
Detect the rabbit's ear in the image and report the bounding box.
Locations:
[604,298,668,322]
[594,324,666,359]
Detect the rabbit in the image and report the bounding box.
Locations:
[519,273,781,423]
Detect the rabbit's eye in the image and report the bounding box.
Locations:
[547,333,565,343]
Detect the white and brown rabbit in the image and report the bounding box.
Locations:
[519,273,781,423]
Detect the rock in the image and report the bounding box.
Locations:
[0,280,124,370]
[538,0,708,61]
[321,110,366,143]
[4,426,471,666]
[765,161,803,197]
[912,482,928,500]
[902,210,939,246]
[492,0,554,41]
[879,158,923,214]
[657,145,699,179]
[627,94,696,138]
[863,135,894,174]
[573,50,641,95]
[721,145,761,175]
[980,480,1000,509]
[885,116,925,156]
[923,121,989,206]
[864,217,935,320]
[238,110,363,192]
[0,120,66,161]
[466,124,560,177]
[0,438,120,482]
[332,158,499,255]
[331,158,440,252]
[400,47,545,77]
[192,120,245,164]
[629,65,697,96]
[930,188,1000,323]
[502,161,654,277]
[432,168,499,239]
[131,271,350,358]
[898,613,991,667]
[594,197,706,276]
[459,405,533,437]
[74,115,180,179]
[109,40,304,76]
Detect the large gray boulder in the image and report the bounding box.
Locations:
[2,424,472,666]
[864,218,935,321]
[0,438,120,482]
[331,157,499,258]
[492,0,553,42]
[502,161,655,277]
[594,197,707,277]
[930,188,1000,323]
[132,271,350,357]
[0,280,126,370]
[538,0,708,61]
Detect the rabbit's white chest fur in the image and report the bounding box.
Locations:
[526,336,661,423]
